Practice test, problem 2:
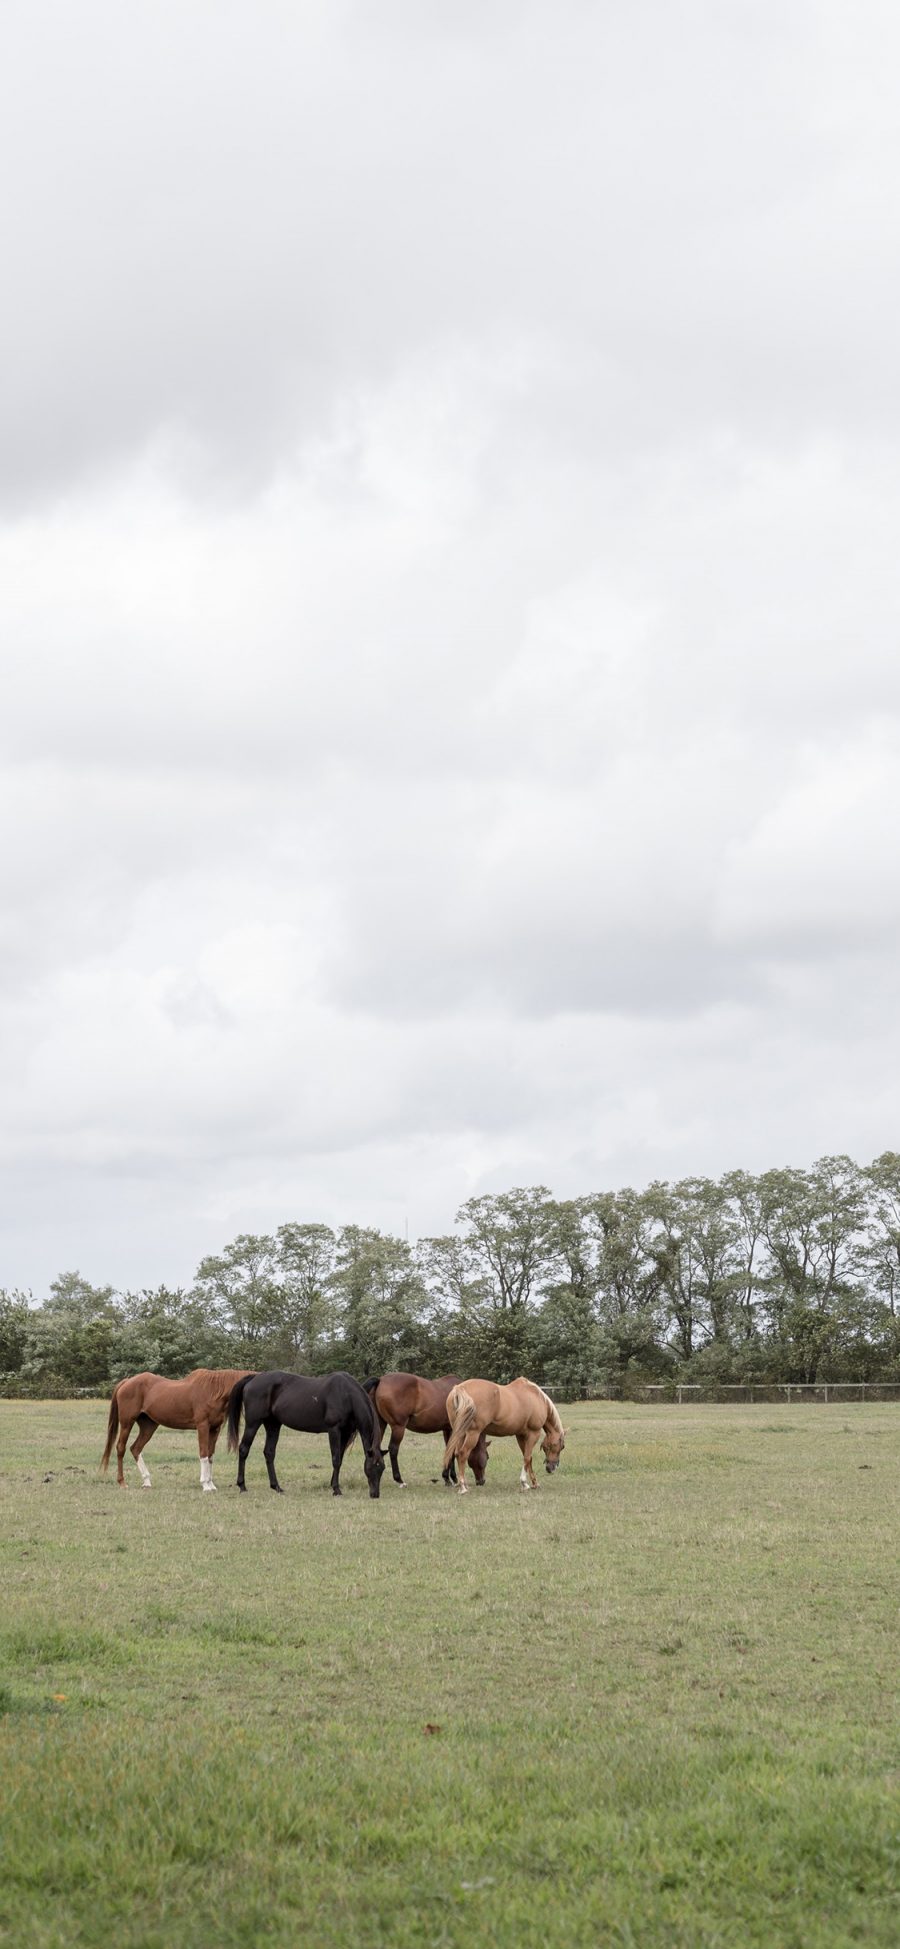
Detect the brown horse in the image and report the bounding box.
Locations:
[442,1376,565,1495]
[363,1373,489,1487]
[100,1368,254,1491]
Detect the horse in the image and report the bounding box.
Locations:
[363,1372,490,1487]
[227,1370,385,1497]
[442,1376,566,1495]
[100,1368,254,1491]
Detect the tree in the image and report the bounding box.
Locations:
[116,1285,227,1378]
[44,1271,118,1322]
[721,1169,769,1344]
[275,1223,338,1367]
[455,1188,560,1313]
[192,1234,282,1352]
[332,1227,427,1375]
[758,1158,868,1379]
[0,1290,30,1381]
[863,1152,900,1318]
[578,1188,669,1371]
[529,1281,602,1396]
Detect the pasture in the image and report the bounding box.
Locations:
[0,1400,898,1948]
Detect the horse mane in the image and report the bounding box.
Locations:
[522,1378,564,1435]
[185,1368,250,1384]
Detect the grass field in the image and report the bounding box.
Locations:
[0,1399,898,1948]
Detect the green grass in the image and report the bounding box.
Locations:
[0,1399,898,1947]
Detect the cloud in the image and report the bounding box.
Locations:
[1,2,899,1288]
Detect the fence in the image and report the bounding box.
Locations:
[635,1381,900,1405]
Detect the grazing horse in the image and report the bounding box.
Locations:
[363,1372,489,1487]
[100,1368,254,1491]
[442,1376,566,1495]
[227,1370,385,1497]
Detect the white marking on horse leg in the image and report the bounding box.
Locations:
[457,1480,467,1494]
[200,1457,216,1491]
[136,1453,152,1488]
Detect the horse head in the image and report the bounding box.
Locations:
[540,1419,566,1473]
[363,1437,386,1498]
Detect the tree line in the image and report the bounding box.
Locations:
[2,1154,899,1399]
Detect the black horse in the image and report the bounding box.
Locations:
[227,1371,385,1498]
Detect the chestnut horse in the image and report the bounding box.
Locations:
[442,1376,566,1495]
[363,1372,489,1487]
[100,1368,254,1491]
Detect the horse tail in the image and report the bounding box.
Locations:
[99,1389,119,1471]
[227,1374,252,1452]
[351,1379,383,1455]
[443,1385,478,1470]
[362,1376,390,1453]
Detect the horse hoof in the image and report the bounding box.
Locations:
[141,1481,152,1491]
[202,1482,216,1492]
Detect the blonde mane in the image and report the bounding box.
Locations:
[517,1377,564,1436]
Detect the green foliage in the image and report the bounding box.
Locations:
[0,1290,30,1377]
[275,1222,338,1367]
[2,1154,900,1397]
[332,1225,427,1374]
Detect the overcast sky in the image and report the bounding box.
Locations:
[2,0,899,1294]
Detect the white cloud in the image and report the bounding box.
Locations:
[1,1,899,1289]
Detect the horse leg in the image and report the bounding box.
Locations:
[196,1419,217,1492]
[441,1423,458,1486]
[236,1414,262,1491]
[116,1414,135,1487]
[205,1421,223,1491]
[456,1432,477,1496]
[517,1431,540,1490]
[388,1419,407,1485]
[130,1414,157,1489]
[471,1433,488,1487]
[262,1416,284,1493]
[328,1426,347,1495]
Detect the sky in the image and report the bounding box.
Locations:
[2,0,899,1294]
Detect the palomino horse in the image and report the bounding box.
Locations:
[100,1368,254,1491]
[442,1376,565,1495]
[363,1372,489,1487]
[228,1370,386,1497]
